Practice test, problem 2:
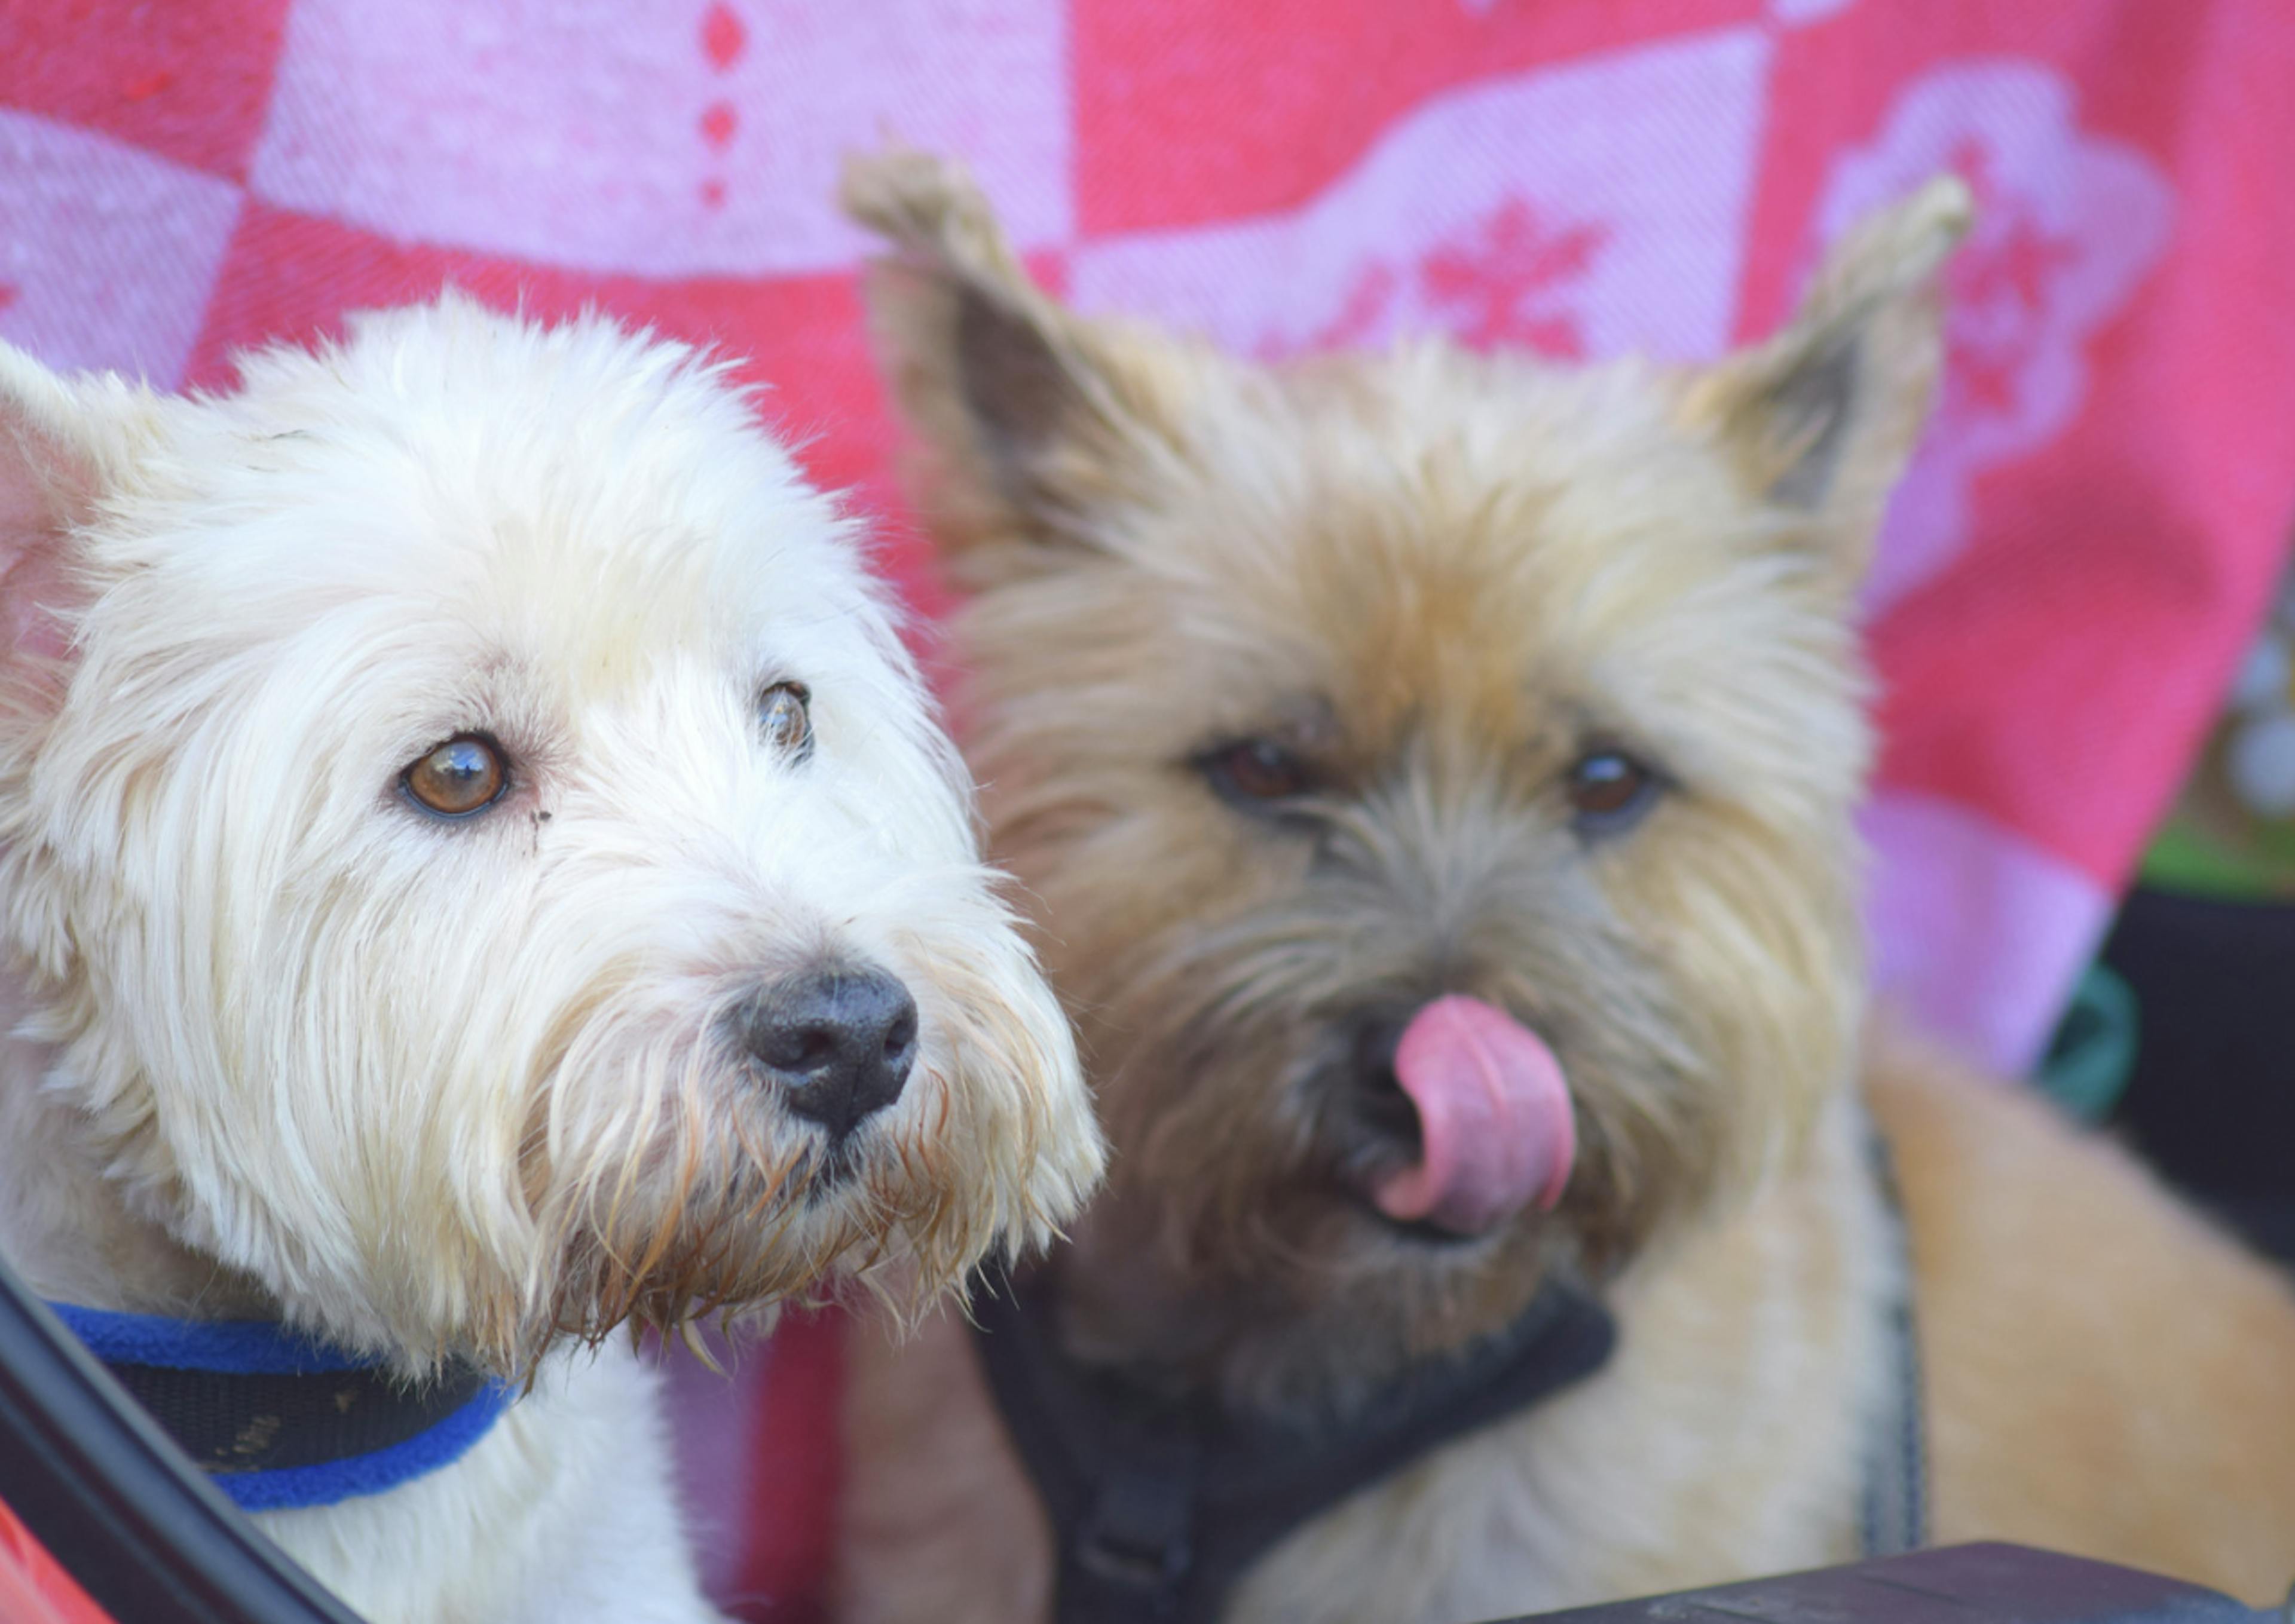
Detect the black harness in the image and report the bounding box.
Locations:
[970,1135,1926,1624]
[972,1271,1617,1624]
[1860,1127,1929,1558]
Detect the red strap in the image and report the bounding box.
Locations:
[732,1308,845,1622]
[0,1496,116,1624]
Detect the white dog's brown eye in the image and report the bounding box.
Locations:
[403,735,507,818]
[758,682,812,759]
[1566,749,1661,834]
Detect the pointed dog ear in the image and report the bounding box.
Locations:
[842,146,1198,575]
[0,344,152,676]
[1680,176,1972,588]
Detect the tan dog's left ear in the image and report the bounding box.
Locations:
[1681,176,1972,587]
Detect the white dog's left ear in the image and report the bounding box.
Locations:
[0,345,149,666]
[1680,176,1973,590]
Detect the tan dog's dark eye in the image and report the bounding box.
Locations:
[403,735,508,819]
[1199,739,1314,807]
[1566,749,1660,833]
[758,682,813,758]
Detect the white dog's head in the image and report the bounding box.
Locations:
[0,297,1103,1374]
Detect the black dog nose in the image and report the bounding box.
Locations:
[738,966,919,1141]
[1347,1014,1422,1150]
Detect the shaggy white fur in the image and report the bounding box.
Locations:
[0,297,1104,1623]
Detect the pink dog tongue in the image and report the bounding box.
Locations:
[1373,995,1575,1236]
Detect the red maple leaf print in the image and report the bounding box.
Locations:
[1417,198,1607,357]
[1959,214,2078,321]
[1933,137,2081,424]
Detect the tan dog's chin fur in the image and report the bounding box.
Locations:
[0,298,1103,1623]
[833,146,2295,1622]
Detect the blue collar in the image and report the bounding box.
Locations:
[47,1302,513,1513]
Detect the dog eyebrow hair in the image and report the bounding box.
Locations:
[1181,705,1349,778]
[1262,694,1344,748]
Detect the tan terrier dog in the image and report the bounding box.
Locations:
[833,149,2295,1624]
[0,299,1103,1623]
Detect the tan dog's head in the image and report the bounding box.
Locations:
[846,151,1966,1410]
[0,299,1103,1376]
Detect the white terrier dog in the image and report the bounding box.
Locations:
[0,297,1104,1623]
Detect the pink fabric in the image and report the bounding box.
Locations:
[5,2,2291,1614]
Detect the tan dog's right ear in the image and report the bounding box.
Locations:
[841,147,1189,573]
[1677,176,1971,596]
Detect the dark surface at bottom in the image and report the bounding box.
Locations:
[1510,1543,2263,1624]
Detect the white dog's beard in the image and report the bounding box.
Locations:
[512,1076,882,1361]
[504,999,1056,1371]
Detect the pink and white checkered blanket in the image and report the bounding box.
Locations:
[5,1,2292,1613]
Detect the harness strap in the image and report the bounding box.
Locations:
[971,1271,1617,1624]
[1859,1127,1929,1556]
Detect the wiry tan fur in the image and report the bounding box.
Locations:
[0,298,1103,1623]
[833,146,2295,1620]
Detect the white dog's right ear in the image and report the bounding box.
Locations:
[0,345,147,667]
[841,147,1200,576]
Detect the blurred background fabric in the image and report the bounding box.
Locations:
[4,1,2292,1615]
